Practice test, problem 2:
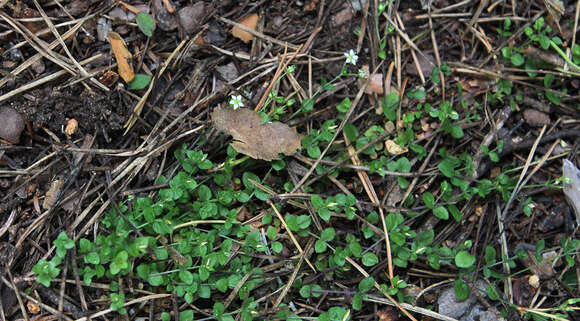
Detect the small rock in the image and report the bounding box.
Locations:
[438,286,477,319]
[64,0,89,17]
[333,7,353,26]
[178,2,207,35]
[406,53,436,79]
[30,58,45,74]
[153,0,178,31]
[461,305,504,321]
[438,280,487,319]
[217,62,238,81]
[523,109,550,127]
[202,23,226,46]
[215,62,239,92]
[0,107,25,144]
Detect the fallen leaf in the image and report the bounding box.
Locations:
[153,0,178,31]
[98,70,119,87]
[385,139,408,155]
[27,301,40,314]
[43,178,63,210]
[65,119,78,137]
[108,31,134,82]
[523,109,550,127]
[232,14,258,43]
[377,307,399,321]
[360,65,384,95]
[212,107,301,161]
[333,6,353,26]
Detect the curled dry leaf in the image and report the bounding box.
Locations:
[211,106,301,161]
[232,14,258,43]
[385,139,408,155]
[99,70,119,87]
[359,65,384,95]
[27,300,40,314]
[43,178,63,210]
[65,119,78,137]
[528,274,540,289]
[108,31,134,83]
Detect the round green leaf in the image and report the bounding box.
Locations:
[455,250,476,268]
[362,252,379,266]
[179,270,194,285]
[321,227,335,242]
[299,285,311,298]
[454,279,470,301]
[433,206,449,220]
[179,310,194,321]
[85,252,100,265]
[315,240,327,253]
[510,53,524,66]
[352,292,363,311]
[271,241,283,253]
[358,277,374,293]
[422,192,435,209]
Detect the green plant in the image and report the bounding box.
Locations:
[480,140,504,163]
[496,18,512,37]
[31,231,74,287]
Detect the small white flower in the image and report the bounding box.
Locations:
[357,68,366,78]
[344,49,358,65]
[229,95,244,109]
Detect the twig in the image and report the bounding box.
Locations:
[345,257,418,321]
[267,199,316,272]
[218,16,299,50]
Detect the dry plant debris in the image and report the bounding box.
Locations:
[232,13,259,43]
[212,106,301,161]
[108,31,134,82]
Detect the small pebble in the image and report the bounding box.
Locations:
[0,107,25,144]
[153,0,178,31]
[178,2,207,35]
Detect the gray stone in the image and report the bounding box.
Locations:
[438,287,477,319]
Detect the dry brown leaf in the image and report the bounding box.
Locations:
[232,14,258,43]
[385,139,408,155]
[27,301,40,314]
[211,106,301,161]
[98,70,119,87]
[108,31,134,82]
[360,65,384,95]
[65,119,78,137]
[43,178,63,210]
